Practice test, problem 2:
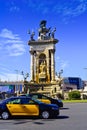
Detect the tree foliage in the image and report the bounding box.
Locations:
[68,91,81,100]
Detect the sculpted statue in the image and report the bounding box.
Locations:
[40,20,47,29]
[28,20,57,41]
[39,61,46,73]
[38,20,56,40]
[51,28,56,38]
[38,20,51,38]
[28,30,35,41]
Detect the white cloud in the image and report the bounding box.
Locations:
[5,39,23,44]
[0,67,30,81]
[0,28,26,56]
[0,67,11,73]
[0,29,20,40]
[62,1,87,17]
[26,0,87,23]
[55,56,69,71]
[7,1,20,12]
[0,64,22,81]
[0,73,23,82]
[60,60,69,70]
[10,6,20,12]
[6,43,25,56]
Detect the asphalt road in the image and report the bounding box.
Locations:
[0,103,87,130]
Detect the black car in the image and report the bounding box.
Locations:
[29,93,63,108]
[20,93,63,108]
[0,96,59,120]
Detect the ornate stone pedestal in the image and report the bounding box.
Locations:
[27,20,59,97]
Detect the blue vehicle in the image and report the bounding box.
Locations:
[0,96,59,120]
[20,93,63,108]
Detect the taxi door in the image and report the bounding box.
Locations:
[22,104,39,116]
[6,98,39,116]
[7,104,25,116]
[40,99,51,104]
[20,99,39,116]
[31,94,51,104]
[6,98,25,116]
[40,95,51,104]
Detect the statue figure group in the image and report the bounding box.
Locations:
[39,20,50,36]
[38,20,56,40]
[28,20,56,41]
[39,61,46,74]
[28,30,35,41]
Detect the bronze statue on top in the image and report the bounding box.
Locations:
[38,20,56,40]
[38,20,51,40]
[39,20,50,35]
[28,20,57,41]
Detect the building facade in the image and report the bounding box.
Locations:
[62,77,84,91]
[0,81,24,99]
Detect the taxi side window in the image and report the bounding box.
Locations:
[28,99,35,104]
[42,95,48,99]
[21,98,30,104]
[32,95,38,99]
[8,99,21,104]
[21,98,35,104]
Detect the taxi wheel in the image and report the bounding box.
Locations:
[1,111,10,120]
[41,111,50,119]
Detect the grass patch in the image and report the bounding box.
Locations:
[63,99,87,103]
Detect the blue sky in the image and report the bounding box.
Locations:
[0,0,87,81]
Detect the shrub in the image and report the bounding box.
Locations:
[68,91,81,100]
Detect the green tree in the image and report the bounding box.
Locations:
[68,91,81,100]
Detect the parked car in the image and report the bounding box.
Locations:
[29,93,63,108]
[20,93,63,108]
[0,96,59,120]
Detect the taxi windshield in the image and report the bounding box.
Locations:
[0,98,11,104]
[32,98,44,104]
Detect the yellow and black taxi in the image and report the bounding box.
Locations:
[0,96,59,120]
[28,93,63,108]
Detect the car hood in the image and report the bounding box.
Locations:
[46,103,59,108]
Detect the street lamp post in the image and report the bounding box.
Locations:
[58,69,63,78]
[15,70,19,81]
[21,71,29,94]
[15,70,19,95]
[56,69,63,87]
[21,71,29,81]
[56,69,64,99]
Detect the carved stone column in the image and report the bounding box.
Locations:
[34,51,37,81]
[29,50,35,82]
[36,56,39,82]
[46,50,50,82]
[50,49,55,82]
